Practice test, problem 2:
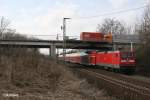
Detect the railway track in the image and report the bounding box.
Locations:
[67,63,150,100]
[90,68,150,89]
[79,69,150,96]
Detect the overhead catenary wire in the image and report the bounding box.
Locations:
[27,5,148,42]
[28,34,79,38]
[73,4,148,20]
[58,5,147,54]
[29,34,57,36]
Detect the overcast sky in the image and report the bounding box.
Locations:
[0,0,149,54]
[0,0,148,39]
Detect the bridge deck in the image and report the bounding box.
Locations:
[0,39,113,49]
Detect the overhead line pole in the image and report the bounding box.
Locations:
[63,18,71,63]
[56,34,59,62]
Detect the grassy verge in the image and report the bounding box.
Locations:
[0,51,115,100]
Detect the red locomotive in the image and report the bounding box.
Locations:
[59,32,136,74]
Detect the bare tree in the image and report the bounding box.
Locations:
[136,4,150,72]
[97,18,129,35]
[0,17,10,38]
[139,5,150,45]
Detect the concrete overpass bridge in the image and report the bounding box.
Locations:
[0,39,139,59]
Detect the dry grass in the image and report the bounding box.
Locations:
[0,51,115,100]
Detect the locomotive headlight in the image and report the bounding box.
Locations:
[121,60,126,62]
[129,60,135,62]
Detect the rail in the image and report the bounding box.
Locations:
[75,68,150,100]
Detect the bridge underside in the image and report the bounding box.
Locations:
[0,44,113,49]
[0,39,137,59]
[0,40,112,48]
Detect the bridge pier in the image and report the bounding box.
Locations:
[49,45,56,59]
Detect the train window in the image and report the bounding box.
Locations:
[85,51,91,54]
[121,53,127,59]
[121,52,134,59]
[128,52,133,57]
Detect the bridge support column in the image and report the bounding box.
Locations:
[130,42,133,51]
[113,43,117,51]
[49,45,56,59]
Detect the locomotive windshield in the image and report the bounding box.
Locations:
[121,52,134,59]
